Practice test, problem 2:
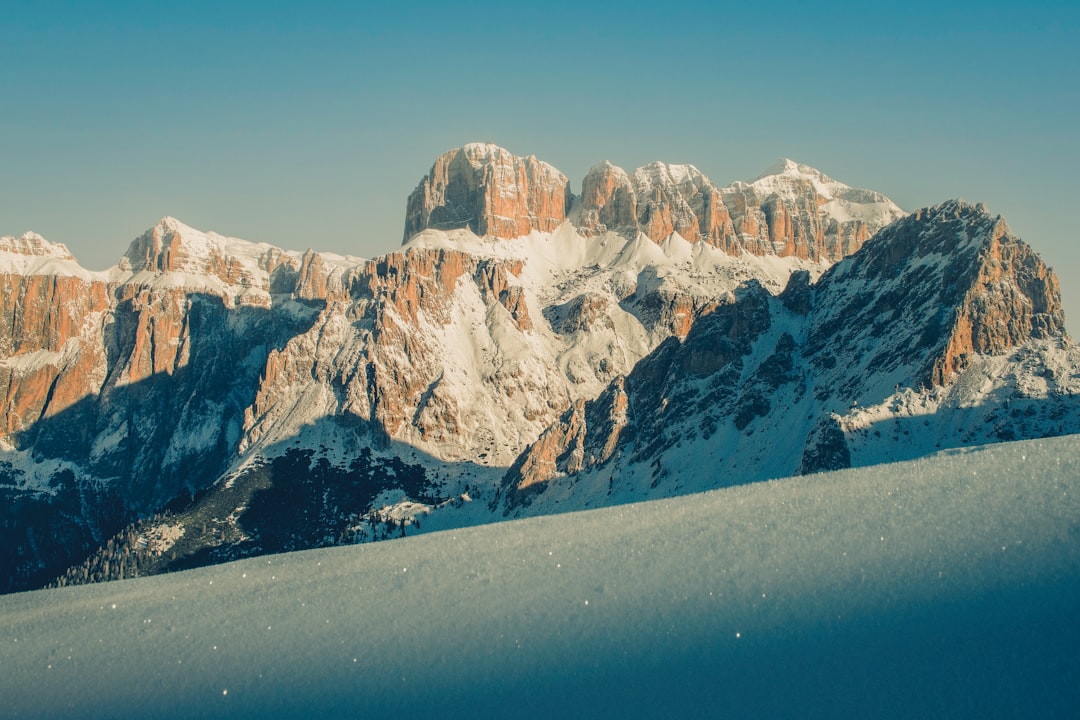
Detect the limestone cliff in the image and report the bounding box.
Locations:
[576,157,904,260]
[403,143,572,242]
[404,145,903,262]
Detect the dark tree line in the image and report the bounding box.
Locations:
[49,511,178,588]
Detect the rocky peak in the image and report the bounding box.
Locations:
[575,161,637,237]
[0,232,76,261]
[574,155,903,260]
[807,199,1065,392]
[402,143,573,242]
[629,162,730,246]
[494,197,1077,518]
[120,217,303,297]
[123,216,229,273]
[753,157,828,182]
[632,161,710,188]
[723,159,906,261]
[403,145,903,262]
[746,158,903,214]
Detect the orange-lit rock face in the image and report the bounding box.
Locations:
[402,146,902,265]
[112,286,194,384]
[500,377,629,506]
[126,222,240,280]
[576,162,638,237]
[0,272,111,433]
[575,158,899,261]
[632,163,708,244]
[403,144,572,242]
[931,217,1064,385]
[242,246,540,449]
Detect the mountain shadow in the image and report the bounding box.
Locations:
[47,417,497,589]
[0,290,325,594]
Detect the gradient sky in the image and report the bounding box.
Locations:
[3,1,1078,328]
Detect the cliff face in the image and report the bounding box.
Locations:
[404,148,904,263]
[0,236,111,435]
[0,222,319,591]
[572,157,904,261]
[806,200,1065,393]
[403,143,573,242]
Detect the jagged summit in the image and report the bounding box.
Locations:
[403,144,572,243]
[0,231,92,279]
[754,157,827,181]
[110,216,318,307]
[632,161,710,187]
[817,198,1064,387]
[0,231,76,261]
[585,159,624,174]
[123,216,292,272]
[407,145,905,262]
[125,216,256,272]
[495,198,1075,515]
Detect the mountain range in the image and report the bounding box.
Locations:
[2,143,1076,593]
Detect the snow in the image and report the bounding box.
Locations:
[631,160,706,189]
[1,434,1077,718]
[737,157,906,230]
[0,233,105,280]
[0,348,63,372]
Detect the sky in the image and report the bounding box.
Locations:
[2,1,1078,326]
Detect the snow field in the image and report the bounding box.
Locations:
[1,434,1077,719]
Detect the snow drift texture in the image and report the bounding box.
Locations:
[1,434,1077,719]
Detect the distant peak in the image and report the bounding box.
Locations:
[461,141,508,156]
[915,199,991,220]
[585,160,629,178]
[150,216,197,237]
[754,157,833,183]
[0,231,76,260]
[760,157,800,176]
[404,144,571,242]
[633,161,711,188]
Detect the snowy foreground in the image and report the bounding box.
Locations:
[2,437,1079,719]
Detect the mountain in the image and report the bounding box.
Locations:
[1,144,1076,593]
[494,200,1076,515]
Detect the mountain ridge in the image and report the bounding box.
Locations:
[1,144,1076,594]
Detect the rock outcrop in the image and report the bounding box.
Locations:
[403,143,573,242]
[0,239,111,434]
[575,157,905,260]
[0,232,77,261]
[405,145,902,262]
[806,200,1065,393]
[575,162,638,237]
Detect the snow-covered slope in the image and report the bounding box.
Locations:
[747,157,904,227]
[2,434,1077,719]
[0,232,104,279]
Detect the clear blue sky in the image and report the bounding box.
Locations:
[3,1,1078,327]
